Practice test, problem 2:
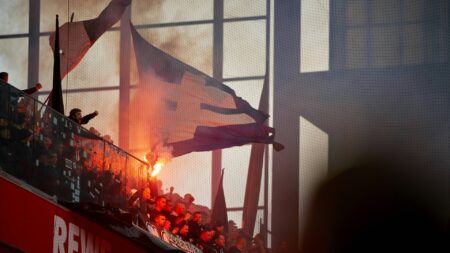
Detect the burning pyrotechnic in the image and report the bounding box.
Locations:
[151,163,163,177]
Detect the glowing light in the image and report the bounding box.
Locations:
[151,163,163,177]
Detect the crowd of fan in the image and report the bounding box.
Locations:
[0,75,268,253]
[127,186,266,253]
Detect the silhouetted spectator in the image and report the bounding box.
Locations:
[196,228,215,253]
[149,195,167,220]
[38,151,60,196]
[8,113,33,180]
[188,211,203,239]
[147,213,167,239]
[68,108,98,125]
[0,72,6,83]
[213,220,226,237]
[184,193,195,210]
[178,224,193,243]
[162,199,174,218]
[169,201,189,228]
[128,186,152,227]
[0,118,11,168]
[0,72,42,95]
[163,219,172,231]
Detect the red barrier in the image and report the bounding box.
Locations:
[0,176,148,253]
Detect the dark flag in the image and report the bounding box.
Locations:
[211,169,228,233]
[48,15,64,115]
[242,73,269,237]
[129,23,283,157]
[49,0,131,79]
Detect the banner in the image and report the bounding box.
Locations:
[0,175,148,253]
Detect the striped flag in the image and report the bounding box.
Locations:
[49,0,131,79]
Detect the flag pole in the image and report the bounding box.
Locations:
[37,91,52,113]
[49,14,64,115]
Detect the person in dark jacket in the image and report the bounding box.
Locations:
[68,108,98,125]
[1,72,42,95]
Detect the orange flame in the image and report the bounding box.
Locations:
[151,162,163,177]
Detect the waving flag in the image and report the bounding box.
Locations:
[130,23,283,157]
[211,169,228,233]
[49,0,131,79]
[48,15,64,115]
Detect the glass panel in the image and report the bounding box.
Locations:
[404,0,424,22]
[432,29,449,64]
[224,79,264,109]
[125,155,138,207]
[253,209,265,236]
[38,36,53,91]
[4,90,35,183]
[298,116,329,246]
[372,26,401,67]
[64,121,84,203]
[37,94,50,105]
[372,0,401,24]
[222,146,266,208]
[227,210,243,230]
[223,21,266,78]
[2,84,158,214]
[345,29,368,68]
[104,142,128,208]
[127,88,150,151]
[300,0,330,73]
[157,152,212,208]
[346,0,368,26]
[125,156,147,197]
[224,0,266,18]
[221,79,265,207]
[78,127,105,204]
[0,38,29,89]
[0,84,11,178]
[65,90,120,144]
[34,102,64,197]
[258,168,265,206]
[403,24,424,65]
[222,145,250,208]
[35,102,86,203]
[0,0,29,35]
[0,83,10,122]
[132,0,213,25]
[424,3,448,65]
[40,0,69,32]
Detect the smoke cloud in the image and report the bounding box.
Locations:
[127,1,212,163]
